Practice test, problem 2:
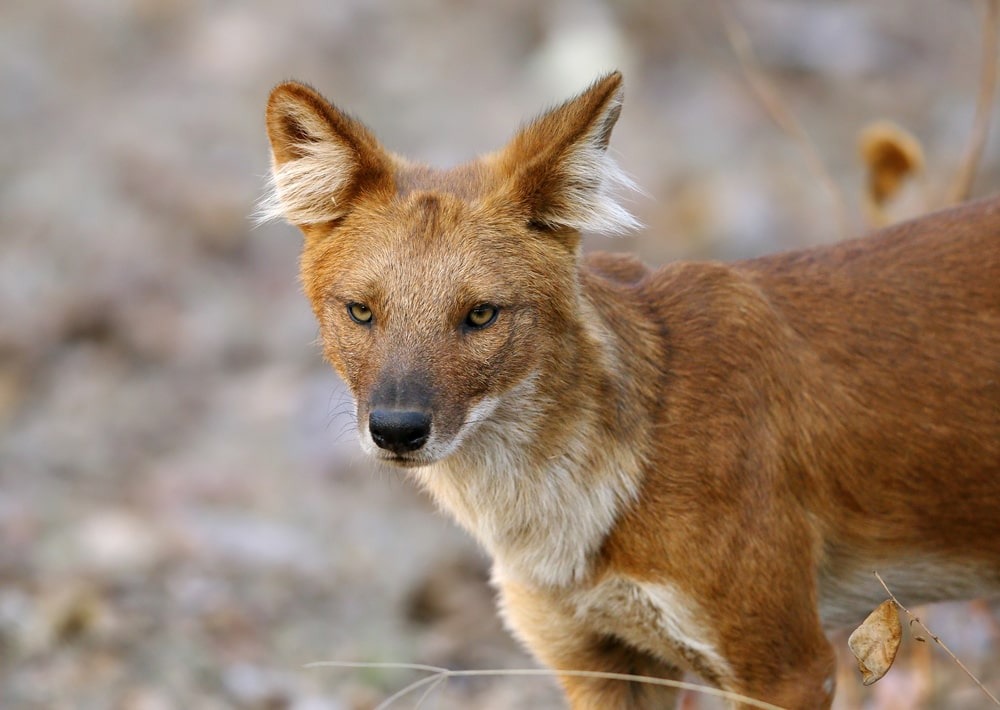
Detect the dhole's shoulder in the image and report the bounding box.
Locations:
[583,253,777,332]
[643,259,772,316]
[583,251,650,285]
[583,252,762,305]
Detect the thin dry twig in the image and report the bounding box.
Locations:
[948,0,1000,204]
[306,661,789,710]
[414,673,447,710]
[716,1,855,240]
[873,571,1000,706]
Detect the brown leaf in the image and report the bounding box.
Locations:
[858,121,925,226]
[848,599,903,685]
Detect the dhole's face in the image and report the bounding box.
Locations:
[263,77,631,467]
[302,190,577,467]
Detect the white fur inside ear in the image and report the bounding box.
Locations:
[532,92,642,236]
[540,145,642,236]
[254,139,356,226]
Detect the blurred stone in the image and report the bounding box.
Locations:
[405,553,519,670]
[222,662,294,708]
[0,586,33,654]
[741,3,888,77]
[529,4,636,95]
[23,580,118,654]
[118,687,178,710]
[0,360,26,427]
[290,696,344,710]
[75,510,166,576]
[177,509,325,575]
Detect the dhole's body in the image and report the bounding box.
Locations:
[261,73,1000,708]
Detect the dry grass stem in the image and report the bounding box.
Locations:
[873,571,1000,705]
[306,661,788,710]
[948,0,1000,204]
[716,1,855,239]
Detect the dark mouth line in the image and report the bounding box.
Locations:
[377,452,428,468]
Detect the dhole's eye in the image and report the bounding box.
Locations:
[347,302,373,324]
[464,304,498,329]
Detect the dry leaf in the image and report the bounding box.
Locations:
[848,599,903,685]
[858,121,925,226]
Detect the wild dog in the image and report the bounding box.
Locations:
[259,72,1000,709]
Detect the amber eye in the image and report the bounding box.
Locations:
[347,302,373,324]
[464,304,498,329]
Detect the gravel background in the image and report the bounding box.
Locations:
[1,1,997,708]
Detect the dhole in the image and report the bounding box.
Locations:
[260,73,1000,709]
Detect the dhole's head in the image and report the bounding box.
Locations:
[260,73,636,467]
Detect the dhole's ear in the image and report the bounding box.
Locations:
[257,81,393,226]
[497,71,639,236]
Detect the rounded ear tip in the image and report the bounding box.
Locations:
[267,80,323,110]
[271,79,314,93]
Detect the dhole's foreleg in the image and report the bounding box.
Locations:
[711,579,838,710]
[499,567,838,709]
[561,639,682,710]
[498,579,681,709]
[722,646,837,710]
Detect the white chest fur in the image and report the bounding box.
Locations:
[571,576,733,683]
[412,373,643,588]
[417,425,641,587]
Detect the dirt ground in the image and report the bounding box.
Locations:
[1,1,997,708]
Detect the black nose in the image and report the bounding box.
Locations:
[369,410,431,454]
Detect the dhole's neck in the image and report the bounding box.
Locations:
[414,275,660,588]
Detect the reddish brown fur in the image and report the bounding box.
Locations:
[262,73,1000,709]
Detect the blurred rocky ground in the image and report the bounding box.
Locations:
[0,0,997,708]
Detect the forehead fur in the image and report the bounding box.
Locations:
[392,160,497,201]
[300,184,575,310]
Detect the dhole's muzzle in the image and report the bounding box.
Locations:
[364,375,433,456]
